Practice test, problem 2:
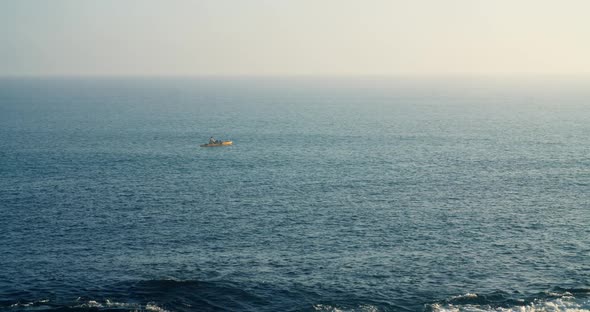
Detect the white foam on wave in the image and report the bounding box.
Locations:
[449,293,479,300]
[146,302,170,312]
[72,299,166,311]
[313,303,379,312]
[104,299,138,308]
[430,296,590,312]
[8,299,50,308]
[546,292,574,298]
[78,300,103,308]
[9,302,33,308]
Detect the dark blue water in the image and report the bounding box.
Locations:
[1,77,589,312]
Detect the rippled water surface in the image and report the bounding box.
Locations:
[1,77,589,311]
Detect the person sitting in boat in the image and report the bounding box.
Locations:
[209,136,217,144]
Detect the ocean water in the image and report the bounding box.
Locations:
[0,77,589,312]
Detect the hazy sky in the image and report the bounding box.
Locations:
[1,0,590,76]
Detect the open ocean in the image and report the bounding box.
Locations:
[1,77,589,312]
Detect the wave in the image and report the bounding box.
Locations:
[0,278,399,311]
[427,289,590,312]
[4,298,167,312]
[3,280,589,312]
[74,299,168,311]
[1,279,264,312]
[313,303,380,312]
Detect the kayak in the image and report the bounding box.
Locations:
[200,141,233,147]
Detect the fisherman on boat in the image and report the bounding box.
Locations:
[201,137,232,147]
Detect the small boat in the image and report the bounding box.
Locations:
[200,141,233,147]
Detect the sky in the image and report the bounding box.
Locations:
[1,0,590,76]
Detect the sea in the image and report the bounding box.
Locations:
[0,76,589,312]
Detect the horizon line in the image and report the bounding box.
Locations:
[2,73,590,79]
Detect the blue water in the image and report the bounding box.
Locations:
[1,77,589,312]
